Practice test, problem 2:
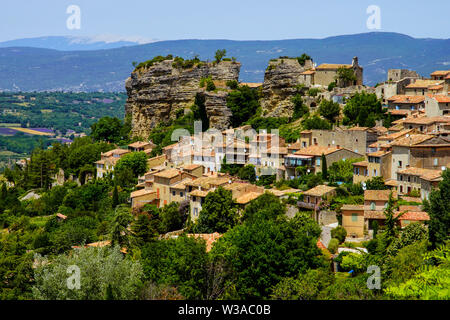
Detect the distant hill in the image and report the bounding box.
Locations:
[0,35,158,51]
[0,32,448,92]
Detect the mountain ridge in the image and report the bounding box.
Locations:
[0,32,448,92]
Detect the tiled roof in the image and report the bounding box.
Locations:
[154,169,181,179]
[391,134,433,147]
[388,109,411,116]
[398,167,443,181]
[353,161,369,167]
[189,189,211,197]
[378,129,414,141]
[402,116,450,125]
[398,211,430,221]
[303,185,336,197]
[430,95,450,103]
[341,204,364,211]
[387,95,425,104]
[128,141,151,148]
[130,189,156,198]
[364,190,397,201]
[430,70,450,76]
[235,192,263,204]
[295,145,342,156]
[385,179,398,186]
[181,164,202,171]
[187,233,222,252]
[367,150,391,157]
[300,70,316,75]
[406,79,443,89]
[102,148,130,157]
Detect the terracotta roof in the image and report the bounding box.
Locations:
[187,233,222,252]
[398,167,443,181]
[182,164,202,171]
[402,116,450,125]
[429,95,450,103]
[130,189,156,198]
[367,150,391,157]
[353,161,369,167]
[102,148,130,157]
[154,169,181,179]
[341,204,364,211]
[378,129,414,141]
[303,185,336,197]
[364,190,397,201]
[387,95,425,104]
[128,141,151,149]
[348,126,369,131]
[430,70,450,77]
[388,110,411,116]
[391,134,433,147]
[300,70,316,75]
[267,188,302,197]
[170,179,191,190]
[406,79,443,89]
[317,240,327,250]
[398,211,430,221]
[186,176,230,189]
[189,189,211,197]
[428,85,444,91]
[385,179,398,187]
[56,213,67,220]
[316,63,352,70]
[295,145,341,156]
[235,192,263,204]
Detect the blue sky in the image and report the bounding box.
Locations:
[1,0,449,42]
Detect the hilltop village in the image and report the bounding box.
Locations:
[1,51,449,300]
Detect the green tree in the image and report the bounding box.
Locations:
[32,246,143,300]
[110,205,133,248]
[112,185,119,208]
[296,53,311,66]
[384,192,400,241]
[318,99,340,123]
[343,92,383,127]
[132,214,158,247]
[227,85,260,127]
[302,114,332,130]
[291,94,309,120]
[194,187,237,233]
[160,202,186,233]
[238,164,256,183]
[211,212,324,299]
[321,154,328,180]
[336,67,357,87]
[214,49,227,63]
[90,117,124,143]
[115,152,148,178]
[331,226,347,244]
[141,236,208,299]
[425,169,450,248]
[365,176,387,190]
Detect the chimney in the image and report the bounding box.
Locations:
[352,56,359,67]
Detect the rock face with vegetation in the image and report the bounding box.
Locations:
[125,57,240,138]
[261,58,313,117]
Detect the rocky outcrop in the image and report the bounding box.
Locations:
[203,91,232,131]
[261,58,313,117]
[125,59,240,138]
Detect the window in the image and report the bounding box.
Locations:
[194,208,198,216]
[370,202,376,210]
[434,158,438,166]
[172,191,175,196]
[316,158,321,166]
[351,213,358,222]
[180,192,183,197]
[398,160,402,168]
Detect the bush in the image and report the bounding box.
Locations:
[328,238,340,254]
[307,88,320,97]
[331,226,347,244]
[226,80,238,89]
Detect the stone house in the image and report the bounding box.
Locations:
[95,148,130,178]
[409,135,450,170]
[405,79,444,96]
[387,95,425,116]
[313,57,363,87]
[299,185,336,219]
[396,166,443,197]
[425,95,450,117]
[130,189,158,209]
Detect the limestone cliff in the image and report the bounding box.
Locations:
[261,58,313,117]
[125,59,240,138]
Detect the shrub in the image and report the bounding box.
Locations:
[331,226,347,244]
[328,238,340,254]
[307,88,320,97]
[206,79,216,91]
[226,80,238,90]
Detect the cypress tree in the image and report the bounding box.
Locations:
[321,153,328,180]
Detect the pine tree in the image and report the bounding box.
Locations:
[112,185,119,208]
[321,154,328,180]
